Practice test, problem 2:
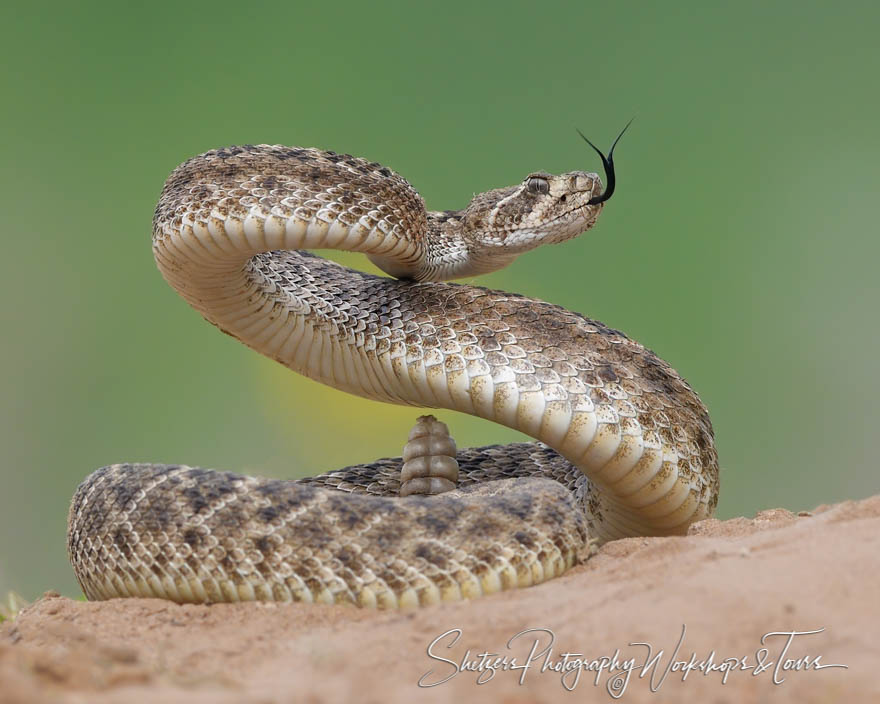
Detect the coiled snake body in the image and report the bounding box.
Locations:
[68,142,718,608]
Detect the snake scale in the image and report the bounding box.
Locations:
[67,134,719,609]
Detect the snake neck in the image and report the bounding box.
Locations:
[366,210,518,282]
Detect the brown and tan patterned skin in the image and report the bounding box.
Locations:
[67,144,719,609]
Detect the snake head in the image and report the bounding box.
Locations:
[457,123,630,261]
[458,169,606,257]
[414,168,608,281]
[406,124,630,280]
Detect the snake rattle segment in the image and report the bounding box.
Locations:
[68,132,718,609]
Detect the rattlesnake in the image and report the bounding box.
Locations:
[67,132,719,608]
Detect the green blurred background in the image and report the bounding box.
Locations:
[1,1,877,599]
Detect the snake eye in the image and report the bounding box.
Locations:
[526,176,550,195]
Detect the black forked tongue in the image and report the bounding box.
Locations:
[577,118,633,206]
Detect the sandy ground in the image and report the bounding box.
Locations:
[2,495,878,704]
